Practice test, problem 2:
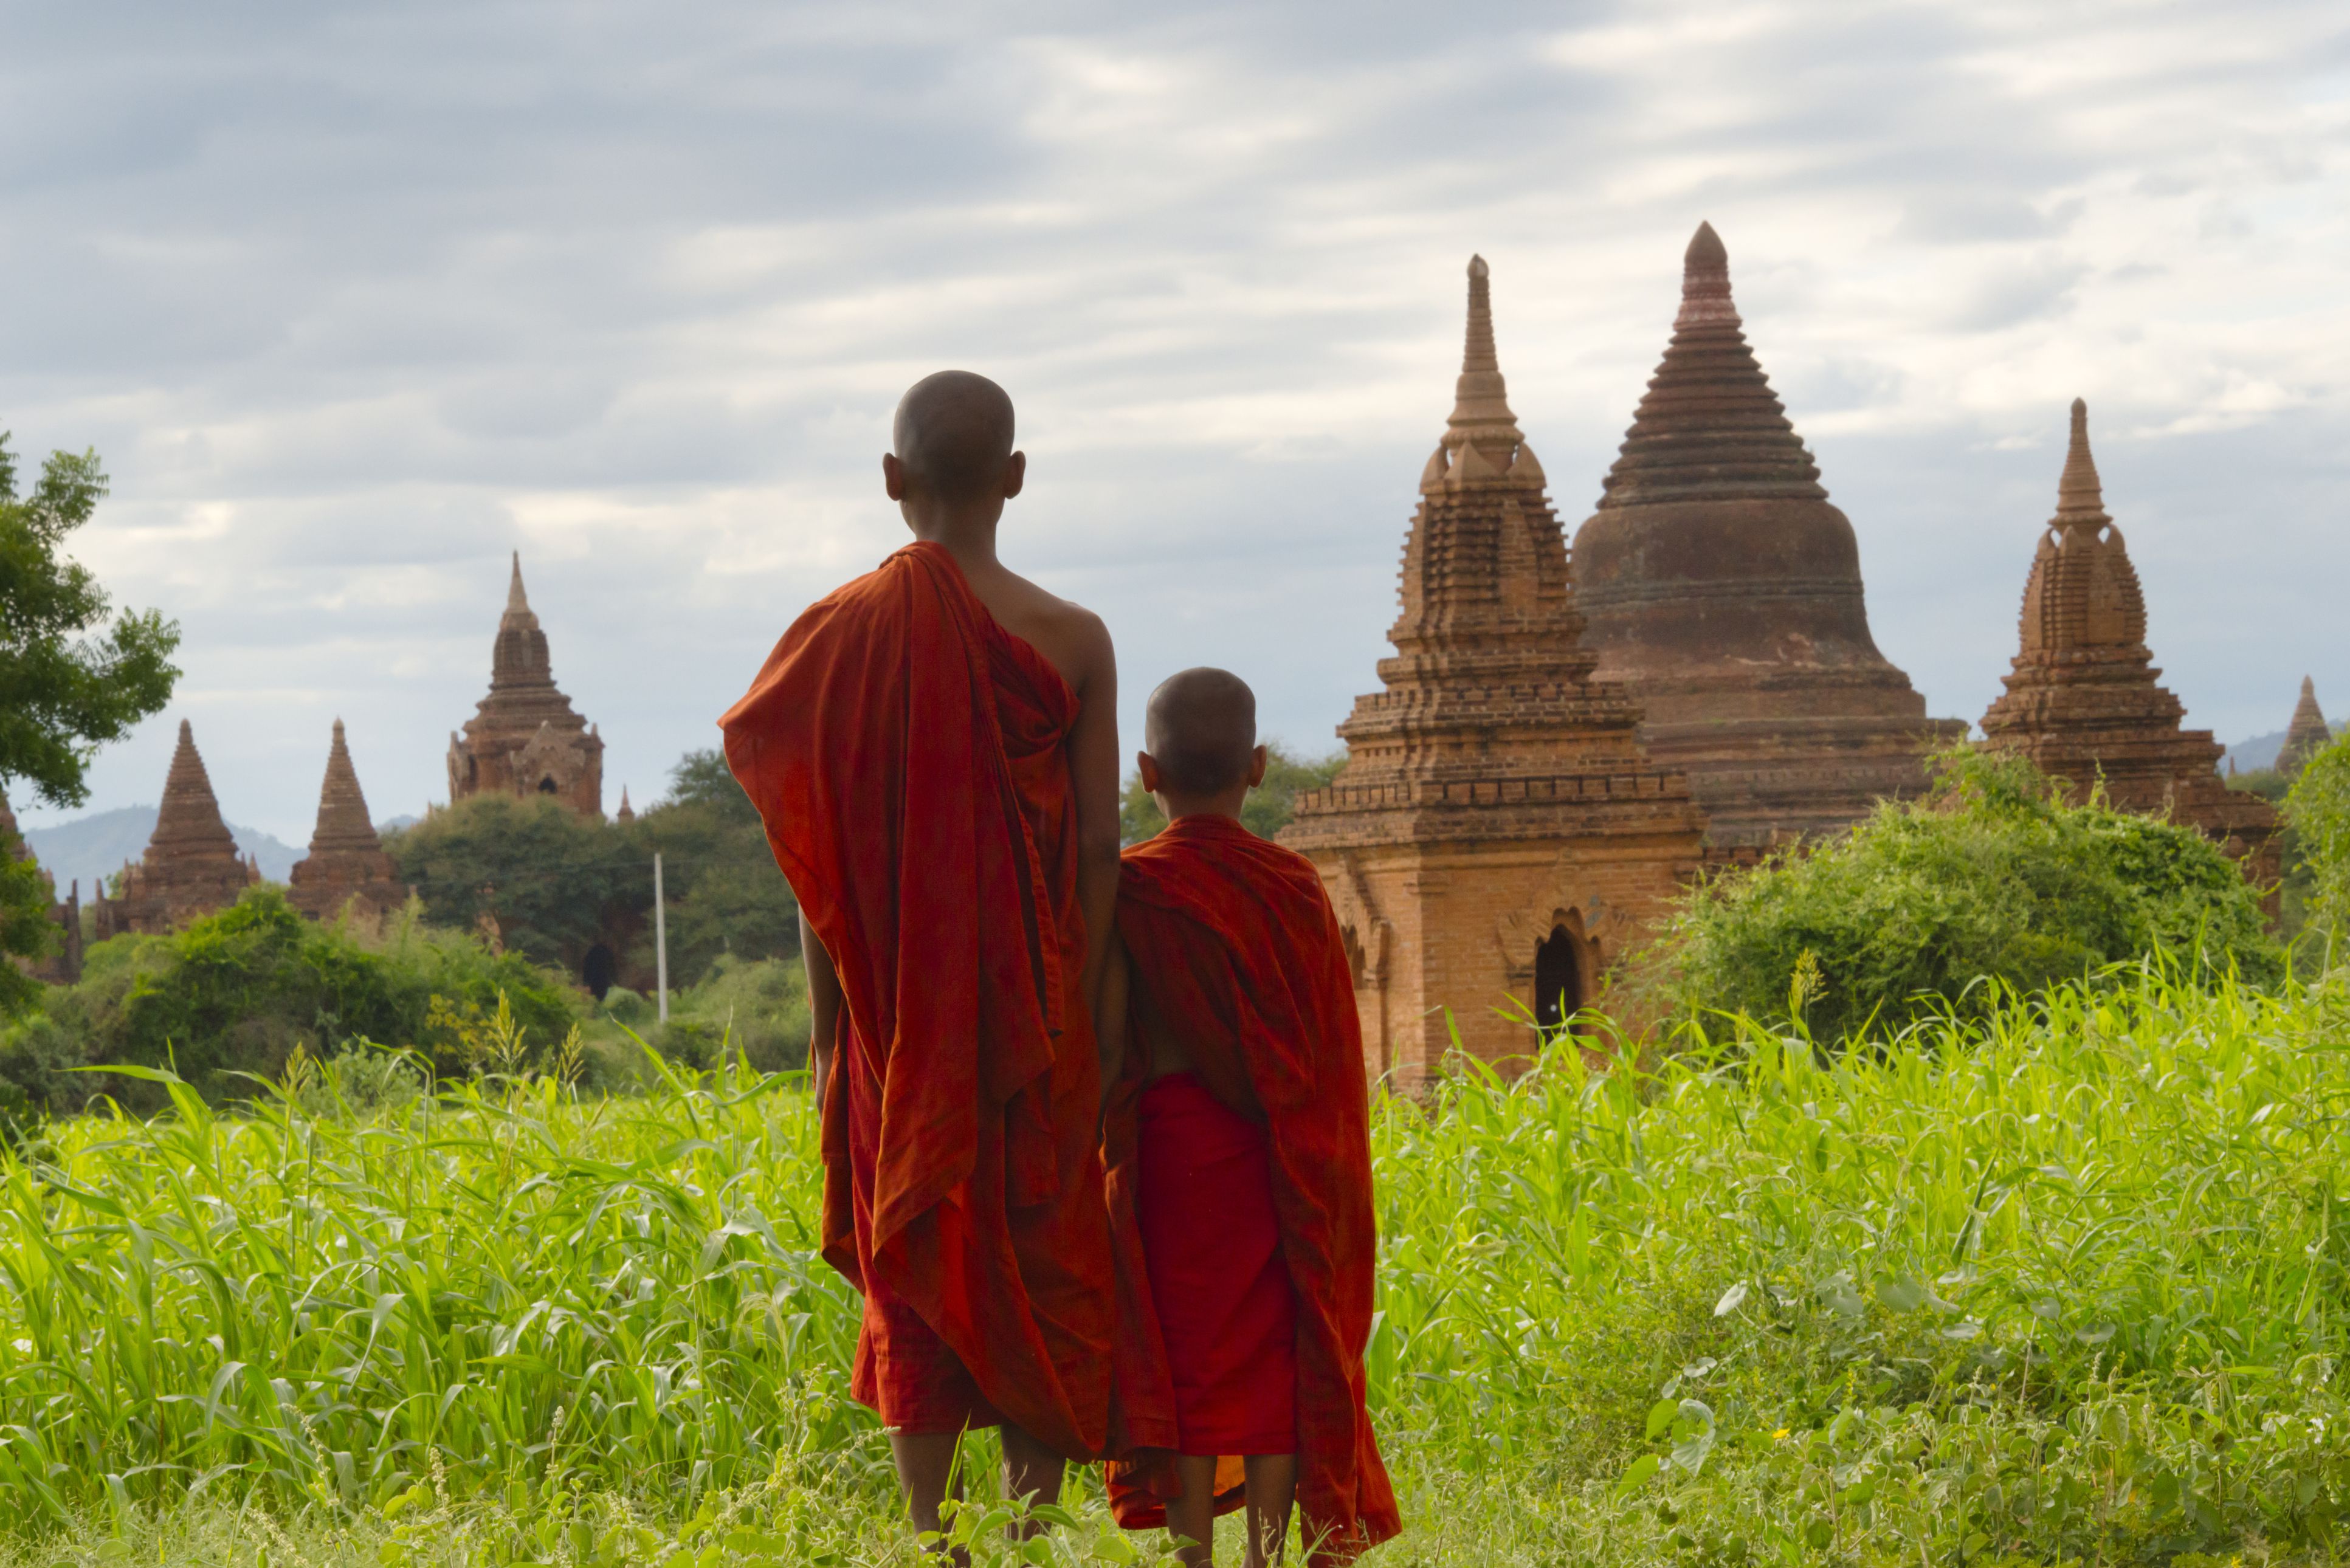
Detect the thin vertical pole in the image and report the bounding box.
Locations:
[653,851,669,1023]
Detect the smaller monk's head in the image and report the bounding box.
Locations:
[1139,667,1269,819]
[884,371,1024,532]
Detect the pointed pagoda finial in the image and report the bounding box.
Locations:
[1445,253,1521,450]
[2055,397,2109,527]
[507,552,529,613]
[615,785,636,824]
[1675,221,1739,331]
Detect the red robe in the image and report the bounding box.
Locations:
[719,541,1114,1458]
[1106,815,1399,1563]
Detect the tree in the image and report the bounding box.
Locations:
[1120,742,1346,844]
[0,435,182,1014]
[384,795,632,975]
[627,749,797,982]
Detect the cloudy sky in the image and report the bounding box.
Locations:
[5,0,2346,845]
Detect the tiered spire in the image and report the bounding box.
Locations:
[290,720,404,921]
[2279,676,2332,776]
[1570,222,1959,851]
[1980,401,2277,893]
[1283,256,1706,1082]
[450,553,605,816]
[92,719,258,938]
[151,719,242,863]
[1594,222,1825,509]
[2017,401,2146,657]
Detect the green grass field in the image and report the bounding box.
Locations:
[3,966,2348,1566]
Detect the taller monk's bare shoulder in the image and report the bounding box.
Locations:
[967,566,1110,700]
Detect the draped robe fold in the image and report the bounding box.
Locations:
[719,540,1114,1458]
[1105,815,1400,1563]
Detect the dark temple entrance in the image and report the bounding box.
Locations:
[1534,924,1583,1032]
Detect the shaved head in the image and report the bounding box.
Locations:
[892,370,1016,504]
[1145,667,1258,797]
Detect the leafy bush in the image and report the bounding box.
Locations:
[1,885,581,1114]
[625,750,798,983]
[1639,747,2281,1042]
[2286,727,2350,957]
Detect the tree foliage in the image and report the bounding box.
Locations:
[1120,741,1346,844]
[381,752,796,991]
[1,884,578,1115]
[1641,747,2281,1042]
[2285,728,2350,954]
[0,433,182,1018]
[0,435,182,809]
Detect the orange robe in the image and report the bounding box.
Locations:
[1105,815,1400,1563]
[719,541,1114,1458]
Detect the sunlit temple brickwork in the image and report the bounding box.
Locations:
[1978,400,2280,892]
[1570,223,1963,854]
[1283,256,1707,1087]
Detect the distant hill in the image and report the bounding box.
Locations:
[19,807,306,898]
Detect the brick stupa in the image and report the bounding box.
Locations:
[289,720,405,921]
[1571,223,1963,852]
[1979,400,2279,885]
[94,720,259,938]
[1283,256,1707,1085]
[447,554,605,816]
[2278,676,2332,777]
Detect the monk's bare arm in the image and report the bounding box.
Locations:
[1063,609,1122,1023]
[799,910,844,1102]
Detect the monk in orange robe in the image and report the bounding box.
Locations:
[1100,669,1399,1567]
[720,371,1122,1539]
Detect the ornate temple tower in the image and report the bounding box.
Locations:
[1283,256,1707,1086]
[2278,677,2332,777]
[447,554,605,816]
[1979,401,2279,885]
[1571,224,1963,852]
[94,720,260,938]
[289,720,406,921]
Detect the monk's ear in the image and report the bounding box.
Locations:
[1136,752,1162,794]
[1246,744,1269,789]
[1001,450,1027,501]
[882,452,908,503]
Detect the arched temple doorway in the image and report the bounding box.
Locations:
[1533,923,1585,1032]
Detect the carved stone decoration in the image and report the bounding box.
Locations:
[1570,224,1966,854]
[1283,256,1707,1087]
[446,554,605,817]
[1979,400,2280,899]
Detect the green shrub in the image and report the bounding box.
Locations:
[7,885,581,1114]
[1638,747,2281,1042]
[2287,727,2350,957]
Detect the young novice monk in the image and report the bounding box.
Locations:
[1100,669,1399,1567]
[722,372,1121,1540]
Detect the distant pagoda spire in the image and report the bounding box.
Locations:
[291,720,403,921]
[1284,254,1705,1085]
[449,553,605,816]
[615,785,635,824]
[94,718,257,938]
[2279,676,2332,776]
[1980,400,2278,897]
